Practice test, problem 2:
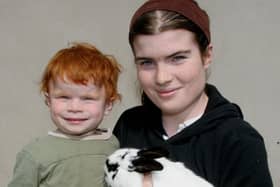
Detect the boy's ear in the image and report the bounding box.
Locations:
[44,93,50,106]
[132,157,163,173]
[104,101,113,115]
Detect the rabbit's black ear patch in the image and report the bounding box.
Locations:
[132,157,163,173]
[137,147,169,159]
[106,159,119,172]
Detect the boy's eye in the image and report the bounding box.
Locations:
[56,95,69,99]
[82,97,95,101]
[54,95,69,99]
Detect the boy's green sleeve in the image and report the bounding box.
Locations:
[8,150,39,187]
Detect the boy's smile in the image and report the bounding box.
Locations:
[46,78,112,136]
[63,117,88,125]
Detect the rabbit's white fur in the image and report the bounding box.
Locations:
[104,148,213,187]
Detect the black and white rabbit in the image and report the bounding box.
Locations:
[104,147,213,187]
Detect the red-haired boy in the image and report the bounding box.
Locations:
[8,43,121,187]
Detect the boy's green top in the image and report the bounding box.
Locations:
[8,129,119,187]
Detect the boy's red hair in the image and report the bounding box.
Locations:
[40,42,121,102]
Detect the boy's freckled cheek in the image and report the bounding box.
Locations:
[50,101,66,112]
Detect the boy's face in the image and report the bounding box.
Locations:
[46,78,112,136]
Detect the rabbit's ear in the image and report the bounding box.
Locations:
[137,147,169,159]
[132,157,163,173]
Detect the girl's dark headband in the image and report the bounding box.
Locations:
[130,0,211,42]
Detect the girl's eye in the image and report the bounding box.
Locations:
[171,55,187,63]
[136,60,155,69]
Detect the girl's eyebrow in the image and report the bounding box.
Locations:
[134,56,152,62]
[134,50,192,62]
[166,50,191,59]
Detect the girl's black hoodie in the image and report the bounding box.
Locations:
[113,84,273,187]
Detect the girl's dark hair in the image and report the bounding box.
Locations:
[129,10,210,54]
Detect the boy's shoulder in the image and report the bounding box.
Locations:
[22,134,58,151]
[19,131,119,165]
[13,135,58,168]
[22,135,51,151]
[19,135,62,163]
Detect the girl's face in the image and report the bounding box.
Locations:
[46,78,112,136]
[133,29,212,119]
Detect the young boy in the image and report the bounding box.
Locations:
[8,42,121,187]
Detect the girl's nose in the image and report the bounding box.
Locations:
[155,63,172,86]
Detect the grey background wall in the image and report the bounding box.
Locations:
[0,0,279,186]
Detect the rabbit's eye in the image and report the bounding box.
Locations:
[106,160,119,172]
[121,152,129,159]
